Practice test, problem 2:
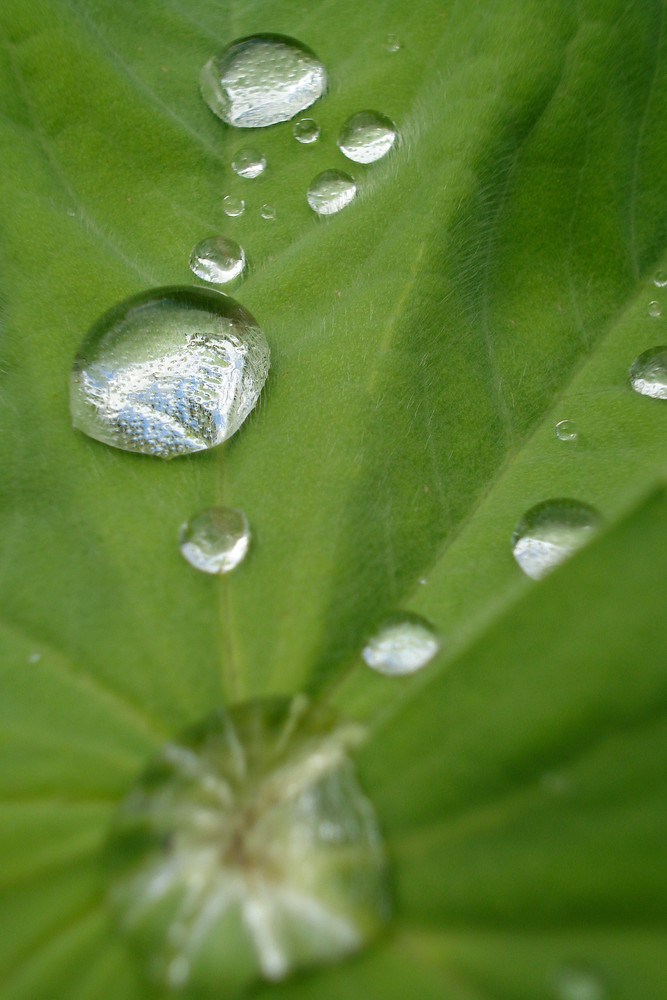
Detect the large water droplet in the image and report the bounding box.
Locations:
[337,111,398,164]
[629,345,667,399]
[231,148,267,179]
[107,697,390,995]
[511,499,602,580]
[70,287,270,459]
[552,967,606,1000]
[647,300,662,317]
[307,170,357,216]
[189,236,246,286]
[293,117,320,144]
[223,195,245,217]
[200,35,328,128]
[179,507,250,574]
[555,419,577,441]
[362,614,441,676]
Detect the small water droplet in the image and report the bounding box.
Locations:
[629,345,667,399]
[337,111,398,164]
[384,34,401,53]
[307,170,357,216]
[67,208,77,217]
[70,287,270,458]
[200,35,328,128]
[552,967,606,1000]
[27,652,41,664]
[540,770,572,795]
[648,300,662,317]
[654,270,667,287]
[107,697,390,995]
[511,499,602,580]
[231,147,267,179]
[362,614,441,676]
[418,577,427,585]
[179,506,250,574]
[222,195,245,217]
[260,203,276,220]
[189,236,246,285]
[555,419,577,441]
[293,117,320,144]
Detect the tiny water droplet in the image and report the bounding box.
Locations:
[629,345,667,399]
[231,147,267,179]
[362,614,440,676]
[648,300,662,317]
[27,652,41,664]
[222,195,245,217]
[540,770,572,795]
[70,287,270,458]
[200,35,328,128]
[654,270,667,287]
[307,170,357,216]
[260,203,276,220]
[418,577,427,585]
[552,967,606,1000]
[189,236,246,285]
[179,506,250,574]
[511,499,602,580]
[384,34,401,52]
[107,697,390,995]
[337,111,398,164]
[555,419,577,441]
[293,117,320,144]
[67,208,77,217]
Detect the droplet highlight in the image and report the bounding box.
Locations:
[260,203,276,221]
[200,35,328,128]
[552,967,606,1000]
[362,614,441,676]
[629,345,667,399]
[107,697,390,995]
[231,147,267,179]
[179,507,250,574]
[70,287,270,459]
[647,300,662,317]
[555,419,577,441]
[511,499,602,580]
[293,117,320,144]
[653,270,667,287]
[223,195,245,217]
[337,111,398,164]
[189,236,246,285]
[307,170,357,216]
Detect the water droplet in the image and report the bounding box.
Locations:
[540,770,572,795]
[179,507,250,574]
[70,287,270,459]
[293,117,320,144]
[511,499,602,580]
[231,147,267,179]
[337,111,398,164]
[384,34,401,53]
[200,35,327,128]
[307,170,357,216]
[555,419,577,441]
[260,203,276,221]
[362,614,441,676]
[107,697,390,994]
[222,195,245,217]
[552,967,606,1000]
[629,345,667,399]
[647,300,662,317]
[654,270,667,287]
[189,236,246,286]
[27,652,41,664]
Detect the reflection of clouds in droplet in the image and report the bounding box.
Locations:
[629,346,667,399]
[231,147,267,178]
[189,236,246,285]
[362,615,440,675]
[307,170,357,216]
[511,500,602,580]
[337,111,398,164]
[179,507,250,574]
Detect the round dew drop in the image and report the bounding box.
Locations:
[555,419,577,441]
[293,117,320,143]
[200,34,328,128]
[647,300,662,317]
[179,507,250,574]
[629,345,667,399]
[362,614,441,676]
[337,111,398,164]
[69,287,270,459]
[189,236,246,285]
[307,170,357,216]
[384,34,401,52]
[231,147,266,179]
[260,203,276,220]
[106,697,390,996]
[511,499,602,580]
[654,270,667,287]
[223,195,245,217]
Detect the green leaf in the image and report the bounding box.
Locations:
[0,0,666,997]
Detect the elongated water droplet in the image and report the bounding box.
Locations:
[260,203,276,220]
[648,300,662,317]
[511,499,602,580]
[555,419,577,441]
[231,148,266,179]
[384,34,401,53]
[200,35,327,128]
[179,507,250,574]
[362,614,440,676]
[293,117,320,144]
[337,111,398,164]
[189,236,246,285]
[629,345,667,399]
[223,195,245,217]
[107,697,390,995]
[653,270,667,287]
[307,170,357,216]
[552,967,606,1000]
[70,287,270,459]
